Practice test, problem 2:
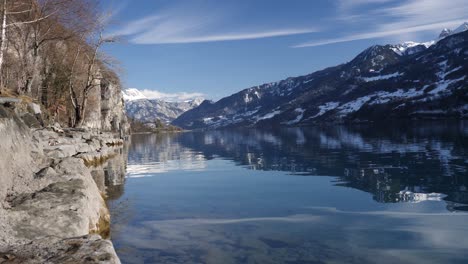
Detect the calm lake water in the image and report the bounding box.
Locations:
[109,122,468,264]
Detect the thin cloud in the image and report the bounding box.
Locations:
[293,19,467,48]
[294,0,468,48]
[111,3,318,44]
[132,28,318,44]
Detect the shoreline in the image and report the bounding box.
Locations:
[0,103,123,263]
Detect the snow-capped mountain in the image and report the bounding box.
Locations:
[122,88,147,101]
[390,22,468,56]
[123,88,204,124]
[173,23,468,129]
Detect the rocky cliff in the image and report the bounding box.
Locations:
[0,101,124,263]
[78,73,129,134]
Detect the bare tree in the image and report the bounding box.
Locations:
[68,11,116,127]
[0,0,58,89]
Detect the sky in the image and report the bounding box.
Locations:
[101,0,468,101]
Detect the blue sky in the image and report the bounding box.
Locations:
[101,0,468,101]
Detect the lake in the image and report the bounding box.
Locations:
[108,122,468,264]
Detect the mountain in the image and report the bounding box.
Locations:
[173,23,468,129]
[123,88,204,124]
[122,88,147,101]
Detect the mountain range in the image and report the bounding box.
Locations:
[172,23,468,130]
[123,88,204,124]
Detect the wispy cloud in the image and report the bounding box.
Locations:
[111,3,318,44]
[132,28,317,45]
[137,89,205,102]
[295,0,468,48]
[293,19,467,48]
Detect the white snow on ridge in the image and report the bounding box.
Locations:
[309,102,340,119]
[453,22,468,34]
[369,88,424,105]
[391,41,434,56]
[429,77,466,95]
[283,108,305,125]
[391,22,468,56]
[362,72,402,82]
[337,96,372,116]
[257,110,281,121]
[442,66,463,79]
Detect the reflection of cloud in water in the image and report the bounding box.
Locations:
[115,209,468,264]
[143,214,322,227]
[304,206,468,216]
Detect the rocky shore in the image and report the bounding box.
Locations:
[0,102,125,263]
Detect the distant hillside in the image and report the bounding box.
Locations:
[123,88,203,124]
[173,23,468,129]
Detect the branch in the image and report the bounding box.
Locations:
[6,9,32,15]
[6,10,58,28]
[68,46,82,109]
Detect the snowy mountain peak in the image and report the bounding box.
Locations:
[188,97,205,105]
[453,22,468,34]
[122,88,147,101]
[439,28,452,38]
[392,22,468,56]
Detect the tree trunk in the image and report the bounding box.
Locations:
[0,0,7,88]
[75,94,88,127]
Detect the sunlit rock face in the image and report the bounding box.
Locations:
[81,73,129,134]
[173,25,468,129]
[0,106,38,207]
[101,81,130,133]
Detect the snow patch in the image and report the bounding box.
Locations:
[283,108,305,125]
[257,110,281,121]
[429,77,466,95]
[337,97,371,116]
[310,102,340,119]
[362,72,402,82]
[369,88,424,105]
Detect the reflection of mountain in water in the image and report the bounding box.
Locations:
[127,133,206,177]
[166,122,467,207]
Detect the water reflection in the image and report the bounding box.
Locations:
[90,143,129,200]
[148,122,466,208]
[111,122,468,264]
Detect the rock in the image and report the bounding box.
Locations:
[0,97,21,106]
[2,235,120,264]
[43,144,77,159]
[34,167,57,179]
[20,113,41,129]
[28,103,41,115]
[0,110,124,263]
[51,126,64,134]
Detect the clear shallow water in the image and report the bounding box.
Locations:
[109,122,468,264]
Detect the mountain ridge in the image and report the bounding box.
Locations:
[172,23,468,129]
[123,88,204,124]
